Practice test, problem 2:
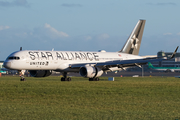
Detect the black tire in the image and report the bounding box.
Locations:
[95,77,99,81]
[61,77,65,81]
[20,78,26,81]
[67,77,71,81]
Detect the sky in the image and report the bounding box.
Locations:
[0,0,180,60]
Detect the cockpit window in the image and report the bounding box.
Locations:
[8,56,20,60]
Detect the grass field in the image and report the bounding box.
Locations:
[0,76,180,120]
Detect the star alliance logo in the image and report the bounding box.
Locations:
[130,34,139,49]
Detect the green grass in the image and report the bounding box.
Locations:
[0,76,180,120]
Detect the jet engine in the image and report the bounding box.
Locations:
[29,70,52,77]
[79,66,103,78]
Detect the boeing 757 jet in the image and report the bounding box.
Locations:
[3,20,178,81]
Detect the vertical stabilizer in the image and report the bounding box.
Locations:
[119,20,146,55]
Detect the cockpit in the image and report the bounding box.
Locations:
[7,56,20,60]
[3,51,26,70]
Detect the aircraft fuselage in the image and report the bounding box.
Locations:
[4,50,142,72]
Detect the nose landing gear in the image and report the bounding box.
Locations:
[19,70,26,81]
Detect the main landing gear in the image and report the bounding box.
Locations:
[89,77,99,81]
[61,72,71,81]
[60,72,100,81]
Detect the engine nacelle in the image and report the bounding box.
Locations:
[29,70,52,77]
[79,66,103,78]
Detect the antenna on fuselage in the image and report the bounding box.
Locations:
[20,47,22,51]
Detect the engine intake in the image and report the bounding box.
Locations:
[29,70,52,77]
[79,66,103,78]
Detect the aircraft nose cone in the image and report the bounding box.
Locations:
[3,62,11,69]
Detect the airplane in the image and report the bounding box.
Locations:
[148,62,180,72]
[3,20,179,81]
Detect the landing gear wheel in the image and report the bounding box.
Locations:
[61,77,71,81]
[89,78,93,81]
[20,78,26,81]
[95,77,99,81]
[67,77,71,81]
[61,77,65,81]
[61,72,67,81]
[89,77,99,81]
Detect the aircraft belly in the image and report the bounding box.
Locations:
[55,68,79,72]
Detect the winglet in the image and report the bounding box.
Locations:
[170,46,179,59]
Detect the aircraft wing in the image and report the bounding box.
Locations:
[70,46,179,70]
[69,57,167,70]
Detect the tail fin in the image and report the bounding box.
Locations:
[148,62,154,69]
[119,20,146,55]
